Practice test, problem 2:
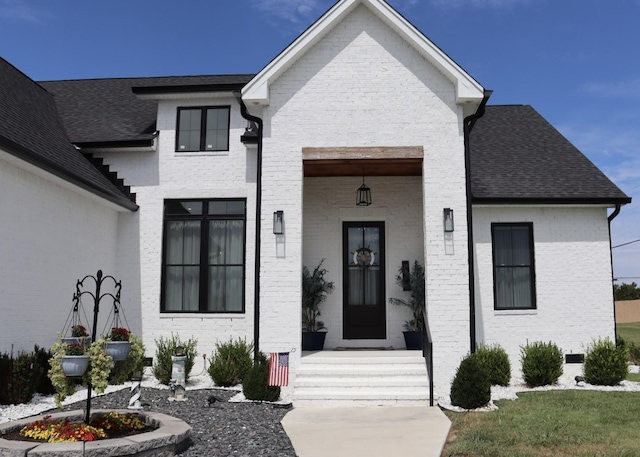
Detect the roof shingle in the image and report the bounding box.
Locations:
[469,105,630,204]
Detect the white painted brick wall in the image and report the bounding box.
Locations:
[473,205,615,375]
[0,153,122,353]
[98,95,257,371]
[261,5,470,388]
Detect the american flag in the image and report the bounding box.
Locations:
[268,352,289,386]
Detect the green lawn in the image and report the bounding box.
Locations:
[442,391,640,457]
[618,322,640,345]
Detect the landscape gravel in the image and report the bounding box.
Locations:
[1,370,297,456]
[3,364,640,455]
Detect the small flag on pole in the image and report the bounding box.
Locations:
[268,352,289,386]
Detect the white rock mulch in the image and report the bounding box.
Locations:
[438,363,640,412]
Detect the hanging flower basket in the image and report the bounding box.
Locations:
[105,341,131,361]
[61,337,91,348]
[61,355,90,377]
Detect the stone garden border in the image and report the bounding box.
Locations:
[0,409,191,456]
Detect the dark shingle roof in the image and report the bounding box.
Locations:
[40,75,254,146]
[4,61,628,207]
[0,57,137,210]
[469,105,630,204]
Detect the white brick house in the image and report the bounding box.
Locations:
[0,0,630,399]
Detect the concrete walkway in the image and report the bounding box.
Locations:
[281,406,451,457]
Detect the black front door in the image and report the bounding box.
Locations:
[343,222,386,339]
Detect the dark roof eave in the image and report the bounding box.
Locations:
[132,83,247,95]
[75,139,155,149]
[472,196,632,205]
[0,137,139,211]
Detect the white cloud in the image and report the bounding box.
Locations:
[582,78,640,99]
[0,0,41,23]
[250,0,327,26]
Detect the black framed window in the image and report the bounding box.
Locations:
[176,107,230,152]
[161,199,246,313]
[492,223,536,310]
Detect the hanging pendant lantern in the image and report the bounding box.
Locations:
[356,174,372,206]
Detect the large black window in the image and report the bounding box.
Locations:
[176,107,230,152]
[492,223,536,310]
[161,199,245,313]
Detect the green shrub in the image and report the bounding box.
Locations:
[617,336,640,365]
[0,351,37,405]
[475,343,511,386]
[242,352,280,402]
[520,341,563,387]
[33,345,55,395]
[152,334,198,385]
[450,353,491,409]
[584,338,629,386]
[208,338,253,387]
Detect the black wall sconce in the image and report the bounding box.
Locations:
[273,211,284,235]
[443,208,454,232]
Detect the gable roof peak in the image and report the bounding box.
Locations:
[242,0,484,106]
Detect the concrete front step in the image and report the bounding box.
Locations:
[294,350,431,406]
[295,376,429,388]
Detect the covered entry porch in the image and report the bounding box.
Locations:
[302,146,426,350]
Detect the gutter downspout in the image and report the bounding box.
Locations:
[235,92,264,362]
[463,90,492,354]
[608,203,622,339]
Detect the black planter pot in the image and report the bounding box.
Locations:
[403,331,423,350]
[302,332,327,351]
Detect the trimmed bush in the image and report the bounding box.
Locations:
[0,351,37,405]
[450,353,491,410]
[208,338,253,387]
[520,341,563,387]
[617,336,640,365]
[33,345,55,395]
[242,352,280,402]
[152,334,198,385]
[584,338,628,386]
[475,343,511,386]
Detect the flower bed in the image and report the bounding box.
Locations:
[0,410,191,456]
[15,411,147,443]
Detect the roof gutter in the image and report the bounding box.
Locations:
[234,91,264,362]
[608,203,622,338]
[464,90,492,354]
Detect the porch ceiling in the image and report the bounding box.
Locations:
[302,146,423,177]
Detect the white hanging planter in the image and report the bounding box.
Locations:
[105,341,131,361]
[61,355,90,377]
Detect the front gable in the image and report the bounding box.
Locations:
[242,0,484,110]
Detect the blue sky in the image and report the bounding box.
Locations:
[1,0,639,281]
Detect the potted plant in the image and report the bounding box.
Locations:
[105,327,131,361]
[60,343,90,377]
[389,260,425,350]
[62,324,90,348]
[302,259,335,351]
[49,338,113,408]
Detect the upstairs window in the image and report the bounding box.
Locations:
[161,199,246,313]
[176,107,230,152]
[492,223,536,310]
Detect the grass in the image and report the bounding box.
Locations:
[442,390,640,457]
[617,323,640,346]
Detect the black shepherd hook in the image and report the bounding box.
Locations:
[74,270,122,424]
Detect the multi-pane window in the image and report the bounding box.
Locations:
[176,107,230,152]
[161,199,245,313]
[492,223,536,310]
